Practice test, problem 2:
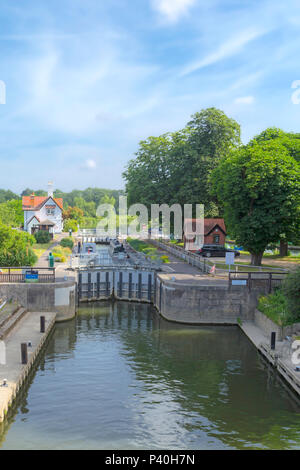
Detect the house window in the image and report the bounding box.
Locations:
[47,208,55,216]
[214,235,220,244]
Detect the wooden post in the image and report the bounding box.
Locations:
[271,332,276,350]
[119,272,123,298]
[97,272,101,298]
[88,272,92,299]
[148,273,152,301]
[21,343,28,364]
[268,273,272,294]
[40,316,45,333]
[138,273,142,299]
[78,273,82,301]
[106,272,110,297]
[128,272,132,299]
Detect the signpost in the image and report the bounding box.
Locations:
[225,252,235,273]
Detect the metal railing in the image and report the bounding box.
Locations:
[228,271,288,293]
[150,239,289,276]
[0,267,56,283]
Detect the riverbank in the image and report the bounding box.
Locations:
[0,311,56,422]
[239,318,300,397]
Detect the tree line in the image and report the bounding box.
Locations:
[123,108,300,265]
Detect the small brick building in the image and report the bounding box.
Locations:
[183,218,227,252]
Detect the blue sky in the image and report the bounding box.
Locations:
[1,0,300,193]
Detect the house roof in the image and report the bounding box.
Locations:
[39,219,55,226]
[27,215,41,225]
[184,218,226,236]
[22,195,63,211]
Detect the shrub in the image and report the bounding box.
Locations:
[258,289,291,326]
[0,223,37,266]
[281,266,300,322]
[60,238,74,249]
[34,230,51,244]
[63,219,78,233]
[53,253,66,263]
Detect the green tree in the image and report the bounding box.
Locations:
[0,199,23,227]
[63,219,78,233]
[123,108,240,216]
[0,223,37,266]
[0,189,19,203]
[211,140,300,265]
[251,127,300,254]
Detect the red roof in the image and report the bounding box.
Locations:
[184,218,226,235]
[22,195,63,211]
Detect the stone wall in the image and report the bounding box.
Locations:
[0,281,76,322]
[155,275,263,324]
[254,309,300,341]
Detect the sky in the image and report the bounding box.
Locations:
[1,0,300,193]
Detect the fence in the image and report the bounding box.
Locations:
[150,239,288,276]
[228,271,288,293]
[0,267,56,283]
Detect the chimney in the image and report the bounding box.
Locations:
[30,193,35,206]
[48,181,54,198]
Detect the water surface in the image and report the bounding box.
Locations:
[1,301,300,450]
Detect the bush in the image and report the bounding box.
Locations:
[60,238,74,249]
[281,266,300,322]
[34,230,51,244]
[258,289,291,326]
[63,219,78,233]
[53,253,66,263]
[0,223,38,266]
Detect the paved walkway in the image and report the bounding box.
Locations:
[0,311,56,421]
[34,234,75,281]
[156,245,228,285]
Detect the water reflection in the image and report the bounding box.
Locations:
[0,301,300,450]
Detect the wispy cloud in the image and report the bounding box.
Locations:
[179,29,269,76]
[234,96,255,105]
[151,0,197,22]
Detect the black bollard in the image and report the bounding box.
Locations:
[21,343,28,364]
[271,332,276,350]
[40,316,45,333]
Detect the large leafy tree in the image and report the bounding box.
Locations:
[123,108,240,216]
[250,127,300,254]
[211,140,300,265]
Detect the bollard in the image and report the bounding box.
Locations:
[21,343,28,364]
[271,332,276,350]
[40,316,45,333]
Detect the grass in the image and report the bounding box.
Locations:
[257,289,293,327]
[127,238,170,263]
[52,246,72,263]
[32,242,54,258]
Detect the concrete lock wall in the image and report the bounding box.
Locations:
[155,276,262,324]
[0,281,76,322]
[254,309,300,341]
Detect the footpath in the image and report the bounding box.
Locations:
[34,233,75,281]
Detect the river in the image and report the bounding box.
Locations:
[0,301,300,450]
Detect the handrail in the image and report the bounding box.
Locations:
[152,239,289,274]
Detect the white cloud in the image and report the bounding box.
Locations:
[234,96,255,105]
[84,159,97,170]
[180,29,268,76]
[151,0,196,22]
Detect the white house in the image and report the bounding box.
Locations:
[22,183,63,237]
